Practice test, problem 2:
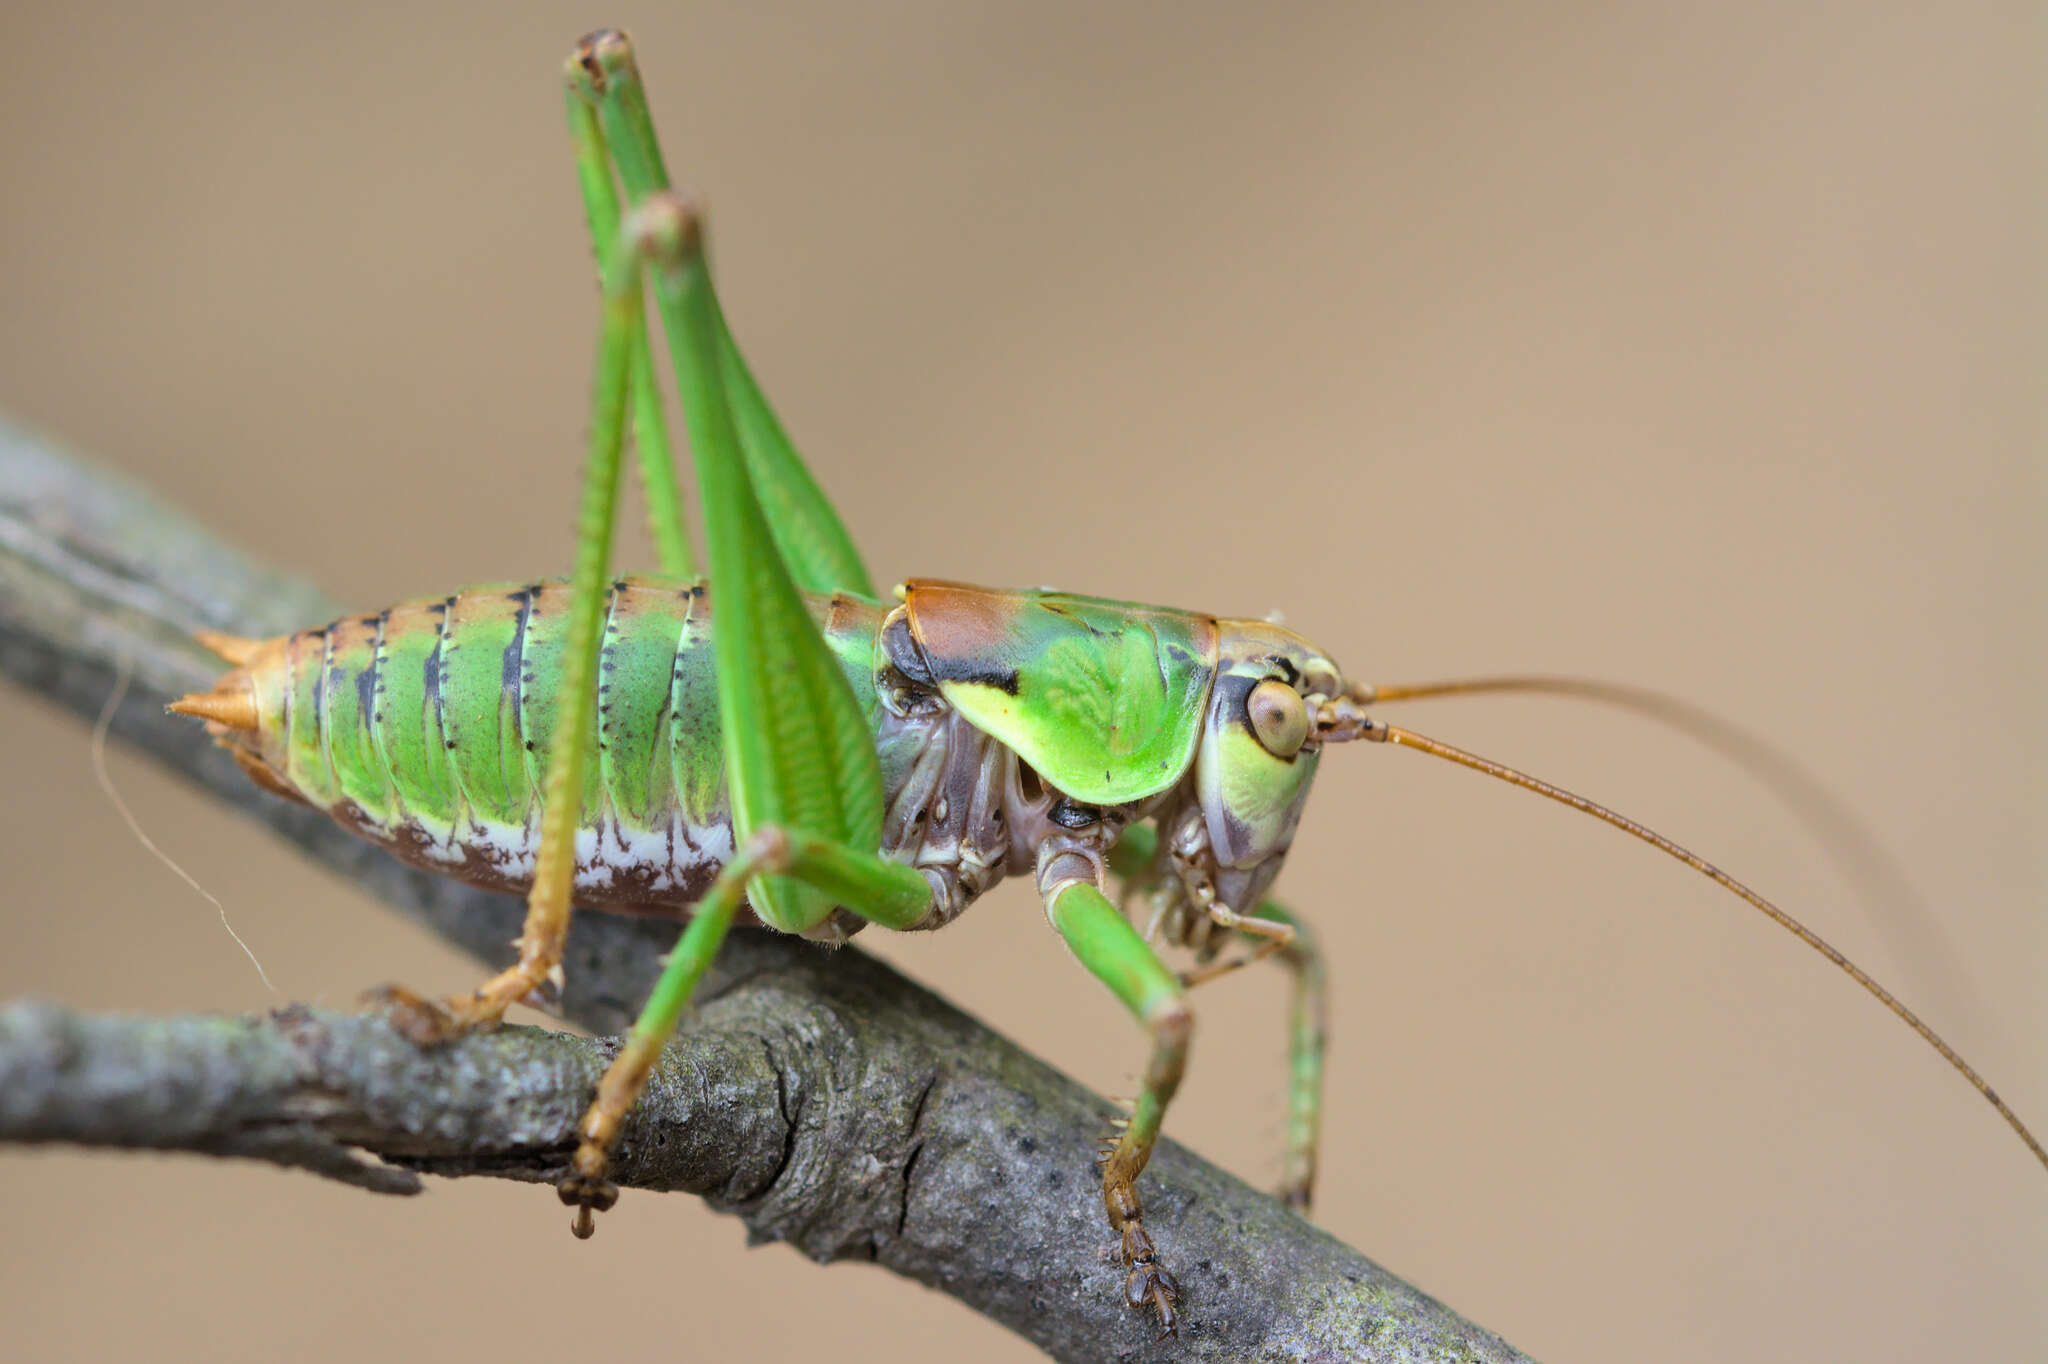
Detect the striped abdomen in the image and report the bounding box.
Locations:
[207,577,886,914]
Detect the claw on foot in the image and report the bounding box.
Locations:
[1121,1224,1179,1337]
[363,983,505,1046]
[557,1167,619,1241]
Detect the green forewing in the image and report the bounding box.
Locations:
[903,581,1218,804]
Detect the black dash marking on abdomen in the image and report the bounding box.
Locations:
[367,609,391,725]
[307,630,328,718]
[503,586,534,704]
[426,596,456,753]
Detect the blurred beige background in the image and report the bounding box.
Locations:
[3,2,2041,1360]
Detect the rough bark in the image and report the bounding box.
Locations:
[0,415,1534,1363]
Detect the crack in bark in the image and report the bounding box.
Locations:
[759,1035,801,1205]
[897,1073,937,1240]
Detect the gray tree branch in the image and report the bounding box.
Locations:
[0,417,1534,1364]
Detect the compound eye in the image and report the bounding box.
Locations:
[1246,678,1309,757]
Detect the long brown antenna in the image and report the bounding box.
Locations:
[1326,706,2048,1175]
[1356,674,1970,1013]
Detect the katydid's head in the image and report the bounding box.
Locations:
[1193,621,1345,907]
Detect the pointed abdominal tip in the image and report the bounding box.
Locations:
[168,685,259,732]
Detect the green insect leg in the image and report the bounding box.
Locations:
[1163,900,1323,1208]
[375,190,645,1044]
[554,77,932,1226]
[554,193,934,1199]
[563,78,695,579]
[1106,826,1326,1212]
[558,824,930,1230]
[615,187,902,941]
[568,28,900,935]
[567,30,876,599]
[1047,878,1190,1336]
[1255,901,1328,1212]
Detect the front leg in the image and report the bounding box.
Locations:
[1043,857,1191,1336]
[1255,900,1328,1211]
[1108,824,1328,1213]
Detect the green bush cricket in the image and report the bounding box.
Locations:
[161,29,2048,1338]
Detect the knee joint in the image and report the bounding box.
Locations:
[739,825,794,874]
